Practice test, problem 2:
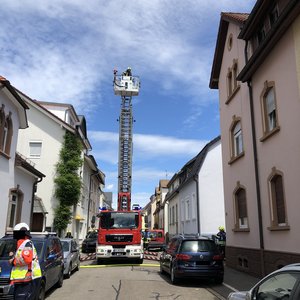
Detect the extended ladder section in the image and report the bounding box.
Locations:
[118,96,133,210]
[113,71,140,211]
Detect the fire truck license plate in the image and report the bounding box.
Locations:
[114,248,124,252]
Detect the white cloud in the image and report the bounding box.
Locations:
[0,0,255,123]
[89,130,207,162]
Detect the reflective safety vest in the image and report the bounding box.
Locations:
[10,240,42,283]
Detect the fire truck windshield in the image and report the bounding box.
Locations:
[100,212,139,229]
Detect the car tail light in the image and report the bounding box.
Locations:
[176,254,192,261]
[213,254,223,261]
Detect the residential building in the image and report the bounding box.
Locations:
[166,136,224,238]
[17,97,104,242]
[0,76,44,235]
[210,0,300,277]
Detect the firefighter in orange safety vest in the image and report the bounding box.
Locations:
[9,223,42,300]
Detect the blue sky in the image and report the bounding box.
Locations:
[0,0,256,209]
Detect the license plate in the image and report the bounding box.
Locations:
[114,248,124,252]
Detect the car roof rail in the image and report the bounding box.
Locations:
[31,231,57,236]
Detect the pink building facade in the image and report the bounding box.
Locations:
[210,0,300,277]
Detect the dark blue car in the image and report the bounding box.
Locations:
[0,232,64,299]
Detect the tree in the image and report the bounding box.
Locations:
[54,131,83,235]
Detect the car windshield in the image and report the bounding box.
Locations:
[86,231,98,239]
[61,241,70,252]
[0,239,16,260]
[100,212,139,229]
[0,239,44,260]
[181,240,217,252]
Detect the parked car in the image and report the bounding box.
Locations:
[60,238,80,278]
[228,263,300,300]
[150,229,165,250]
[160,234,224,284]
[0,232,64,299]
[81,230,98,253]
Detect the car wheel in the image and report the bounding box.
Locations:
[56,270,64,288]
[97,258,103,265]
[215,275,223,284]
[160,261,165,274]
[75,259,80,271]
[66,263,72,278]
[37,281,45,300]
[170,264,178,284]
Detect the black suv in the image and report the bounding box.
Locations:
[0,232,64,299]
[160,234,224,284]
[81,230,98,253]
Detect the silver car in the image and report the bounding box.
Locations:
[228,263,300,300]
[60,238,80,278]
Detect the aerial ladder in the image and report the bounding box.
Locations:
[114,68,140,211]
[95,68,143,264]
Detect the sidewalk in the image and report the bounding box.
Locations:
[224,265,260,292]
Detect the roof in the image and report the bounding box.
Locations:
[165,136,221,201]
[209,13,249,89]
[0,76,29,128]
[15,152,45,179]
[237,0,300,82]
[159,179,169,189]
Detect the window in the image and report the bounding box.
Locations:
[254,272,300,299]
[185,198,190,221]
[29,141,42,158]
[192,194,196,220]
[227,69,233,97]
[261,81,280,141]
[268,169,288,229]
[229,117,244,162]
[0,112,13,157]
[7,190,23,230]
[232,62,238,91]
[234,185,248,230]
[233,122,243,156]
[226,61,240,103]
[172,206,175,225]
[180,201,185,222]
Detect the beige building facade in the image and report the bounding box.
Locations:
[210,0,300,277]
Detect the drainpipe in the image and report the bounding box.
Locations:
[193,175,201,234]
[247,80,265,276]
[244,39,265,276]
[30,177,43,230]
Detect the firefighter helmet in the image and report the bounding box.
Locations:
[13,223,30,232]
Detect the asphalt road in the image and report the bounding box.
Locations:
[46,261,224,300]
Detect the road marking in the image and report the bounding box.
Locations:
[222,282,238,292]
[80,263,160,268]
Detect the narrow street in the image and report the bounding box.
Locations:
[46,263,222,300]
[46,253,260,300]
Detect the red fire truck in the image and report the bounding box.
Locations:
[96,69,143,264]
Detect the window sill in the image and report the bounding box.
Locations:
[260,126,280,142]
[228,151,245,165]
[233,227,250,232]
[268,225,290,231]
[0,150,10,159]
[226,85,240,105]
